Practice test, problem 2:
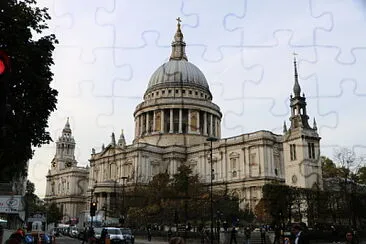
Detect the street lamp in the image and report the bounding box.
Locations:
[207,137,218,244]
[121,176,128,224]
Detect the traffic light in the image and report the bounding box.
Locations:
[90,202,97,216]
[0,51,10,77]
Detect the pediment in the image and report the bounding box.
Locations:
[98,145,123,158]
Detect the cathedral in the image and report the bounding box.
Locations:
[45,20,322,223]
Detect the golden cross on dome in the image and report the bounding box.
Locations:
[176,17,182,23]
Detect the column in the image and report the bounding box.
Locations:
[179,109,182,133]
[169,109,173,133]
[161,109,165,133]
[210,114,213,136]
[188,109,191,133]
[135,116,140,137]
[140,115,144,136]
[204,112,208,136]
[146,112,149,133]
[196,110,200,134]
[153,111,156,133]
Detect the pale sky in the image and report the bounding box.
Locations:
[30,0,366,197]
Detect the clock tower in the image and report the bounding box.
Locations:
[52,118,77,170]
[45,118,89,223]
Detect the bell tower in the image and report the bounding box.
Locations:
[53,118,76,170]
[283,56,322,189]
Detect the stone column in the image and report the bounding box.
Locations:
[140,115,144,136]
[153,111,156,133]
[169,109,173,133]
[179,109,182,133]
[196,111,200,134]
[204,112,208,136]
[161,109,165,133]
[188,109,191,133]
[146,112,149,133]
[210,114,213,136]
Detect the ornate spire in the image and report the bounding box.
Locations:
[313,118,317,130]
[283,121,288,133]
[293,53,301,97]
[111,132,116,146]
[63,117,71,134]
[170,17,188,61]
[118,129,126,148]
[102,143,105,151]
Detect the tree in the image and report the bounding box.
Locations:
[321,156,340,178]
[24,180,45,218]
[0,0,58,181]
[46,202,62,224]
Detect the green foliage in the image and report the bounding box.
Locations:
[25,180,46,217]
[46,202,62,224]
[126,164,246,227]
[321,156,341,178]
[0,0,58,180]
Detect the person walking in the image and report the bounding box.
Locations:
[291,225,309,244]
[229,226,237,244]
[244,226,251,244]
[273,225,281,244]
[147,228,152,242]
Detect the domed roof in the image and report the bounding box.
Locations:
[146,18,209,92]
[147,60,209,90]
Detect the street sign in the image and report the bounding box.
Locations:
[0,195,22,213]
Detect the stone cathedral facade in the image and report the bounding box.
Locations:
[45,21,322,222]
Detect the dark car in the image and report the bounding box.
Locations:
[120,228,134,244]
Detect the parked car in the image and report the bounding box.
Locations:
[120,228,134,244]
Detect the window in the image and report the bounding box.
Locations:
[290,144,297,161]
[189,90,192,95]
[162,90,165,95]
[182,90,186,94]
[308,142,315,159]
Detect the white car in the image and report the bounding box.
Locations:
[101,227,125,243]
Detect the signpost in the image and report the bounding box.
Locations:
[0,195,22,214]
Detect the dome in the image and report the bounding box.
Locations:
[147,60,209,90]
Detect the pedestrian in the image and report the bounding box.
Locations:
[168,228,172,241]
[291,225,309,244]
[273,225,280,244]
[169,237,185,244]
[147,228,152,241]
[81,227,88,244]
[345,231,358,244]
[244,226,251,244]
[229,226,237,244]
[331,225,337,243]
[260,226,266,244]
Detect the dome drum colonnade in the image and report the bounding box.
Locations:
[133,18,222,145]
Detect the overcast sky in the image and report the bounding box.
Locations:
[30,0,366,197]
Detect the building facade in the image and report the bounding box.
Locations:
[45,20,322,223]
[44,119,88,223]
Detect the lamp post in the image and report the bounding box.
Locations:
[121,176,128,224]
[207,137,218,244]
[90,187,95,228]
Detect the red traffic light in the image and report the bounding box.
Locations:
[0,51,10,76]
[0,59,5,75]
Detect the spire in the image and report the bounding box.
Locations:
[170,17,188,61]
[102,144,105,151]
[62,117,71,134]
[283,121,287,133]
[313,118,317,130]
[111,132,116,146]
[293,53,301,97]
[118,129,126,148]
